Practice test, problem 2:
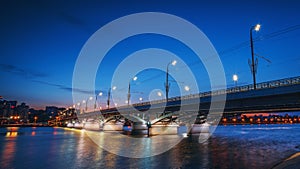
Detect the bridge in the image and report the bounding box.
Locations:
[65,76,300,135]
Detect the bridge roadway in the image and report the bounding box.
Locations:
[74,76,300,134]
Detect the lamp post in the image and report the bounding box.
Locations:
[184,85,191,96]
[77,102,81,114]
[94,92,103,111]
[85,97,93,111]
[157,91,162,97]
[127,76,137,105]
[82,100,86,113]
[107,87,116,109]
[165,60,177,102]
[107,88,111,109]
[233,74,238,87]
[250,24,261,90]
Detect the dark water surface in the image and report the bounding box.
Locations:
[0,124,299,169]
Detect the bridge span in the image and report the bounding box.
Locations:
[68,76,300,135]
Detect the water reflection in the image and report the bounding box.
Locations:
[0,124,299,169]
[1,132,17,168]
[86,130,184,158]
[6,131,18,137]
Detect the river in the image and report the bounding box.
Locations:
[0,124,299,169]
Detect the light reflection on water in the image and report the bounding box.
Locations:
[0,124,299,169]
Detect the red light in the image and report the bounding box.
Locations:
[11,106,15,109]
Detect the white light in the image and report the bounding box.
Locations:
[114,103,118,106]
[233,74,238,82]
[82,100,86,103]
[133,76,138,81]
[139,97,143,101]
[125,100,128,104]
[157,91,162,97]
[112,86,117,90]
[254,24,261,31]
[171,60,177,66]
[89,96,93,100]
[72,104,75,108]
[77,102,80,106]
[99,92,103,96]
[184,85,190,91]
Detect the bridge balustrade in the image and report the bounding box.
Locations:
[77,76,300,117]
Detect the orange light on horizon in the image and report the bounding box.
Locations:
[241,113,277,117]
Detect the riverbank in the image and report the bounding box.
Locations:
[272,152,300,169]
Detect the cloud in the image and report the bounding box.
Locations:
[58,12,86,27]
[57,11,93,33]
[0,64,48,78]
[32,80,96,95]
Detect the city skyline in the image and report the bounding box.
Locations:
[1,0,300,109]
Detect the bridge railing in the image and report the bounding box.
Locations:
[161,76,300,104]
[130,76,300,107]
[82,76,300,113]
[225,76,300,95]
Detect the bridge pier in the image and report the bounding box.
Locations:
[83,121,102,131]
[187,123,210,134]
[67,122,74,128]
[149,124,179,135]
[130,122,179,135]
[74,122,83,129]
[130,122,148,135]
[103,122,123,131]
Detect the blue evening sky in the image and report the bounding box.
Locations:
[0,0,299,109]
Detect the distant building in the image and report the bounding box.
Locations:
[0,100,30,124]
[15,103,29,122]
[0,100,17,118]
[45,106,59,117]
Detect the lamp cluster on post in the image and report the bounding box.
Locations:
[233,74,238,87]
[94,92,103,110]
[127,76,137,105]
[165,60,177,102]
[249,23,261,90]
[107,88,111,109]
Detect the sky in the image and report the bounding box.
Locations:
[0,0,300,109]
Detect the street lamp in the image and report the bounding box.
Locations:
[94,92,103,110]
[82,100,86,113]
[184,85,190,92]
[249,23,261,90]
[233,74,238,87]
[107,87,116,109]
[85,96,93,110]
[84,97,93,111]
[127,76,137,105]
[107,88,111,109]
[165,60,177,102]
[77,102,81,113]
[157,91,162,97]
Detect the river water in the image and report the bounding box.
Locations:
[0,124,299,169]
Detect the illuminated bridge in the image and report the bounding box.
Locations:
[66,76,300,134]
